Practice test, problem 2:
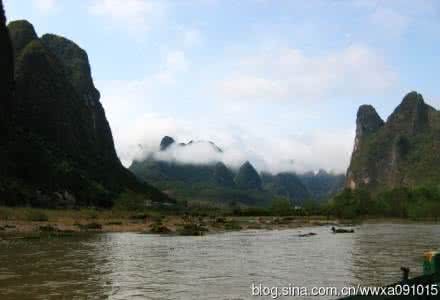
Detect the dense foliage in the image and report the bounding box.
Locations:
[329,187,440,219]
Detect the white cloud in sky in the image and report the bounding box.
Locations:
[216,44,398,102]
[164,50,189,72]
[88,0,163,33]
[218,77,289,101]
[32,0,57,15]
[156,50,190,84]
[181,27,203,48]
[370,7,409,36]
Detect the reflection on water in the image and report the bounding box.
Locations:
[1,223,440,299]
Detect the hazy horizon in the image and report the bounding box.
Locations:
[5,0,440,174]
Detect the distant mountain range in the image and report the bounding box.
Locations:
[298,170,346,200]
[0,11,172,208]
[346,91,440,193]
[130,136,345,205]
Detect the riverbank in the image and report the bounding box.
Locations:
[0,207,343,237]
[2,207,438,238]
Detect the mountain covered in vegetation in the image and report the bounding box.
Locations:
[346,92,440,193]
[235,161,262,191]
[129,136,341,205]
[0,13,171,208]
[298,170,345,200]
[261,172,310,202]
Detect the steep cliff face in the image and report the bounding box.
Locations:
[41,34,118,162]
[7,20,37,58]
[14,38,94,156]
[346,104,384,190]
[0,0,14,181]
[0,1,14,134]
[0,16,171,207]
[346,92,440,192]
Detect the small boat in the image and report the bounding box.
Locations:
[332,226,354,233]
[338,251,440,299]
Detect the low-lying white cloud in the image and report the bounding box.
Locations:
[105,109,354,174]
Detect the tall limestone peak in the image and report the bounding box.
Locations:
[160,136,175,151]
[7,20,38,57]
[235,161,262,190]
[14,39,88,152]
[41,34,99,105]
[387,91,432,134]
[356,105,384,136]
[41,33,118,162]
[351,104,384,155]
[346,92,440,192]
[1,16,172,207]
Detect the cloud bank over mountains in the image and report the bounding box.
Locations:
[117,113,354,175]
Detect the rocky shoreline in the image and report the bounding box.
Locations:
[0,212,339,238]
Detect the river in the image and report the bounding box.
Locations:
[1,223,439,299]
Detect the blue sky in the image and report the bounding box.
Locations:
[4,0,440,173]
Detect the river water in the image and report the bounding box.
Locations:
[1,223,439,299]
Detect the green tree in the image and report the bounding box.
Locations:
[271,197,292,216]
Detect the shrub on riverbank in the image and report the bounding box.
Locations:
[328,186,440,219]
[27,211,49,222]
[177,223,208,236]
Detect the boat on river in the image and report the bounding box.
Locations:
[339,251,440,299]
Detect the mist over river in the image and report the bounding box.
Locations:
[1,223,440,299]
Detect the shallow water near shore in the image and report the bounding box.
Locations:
[1,223,440,299]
